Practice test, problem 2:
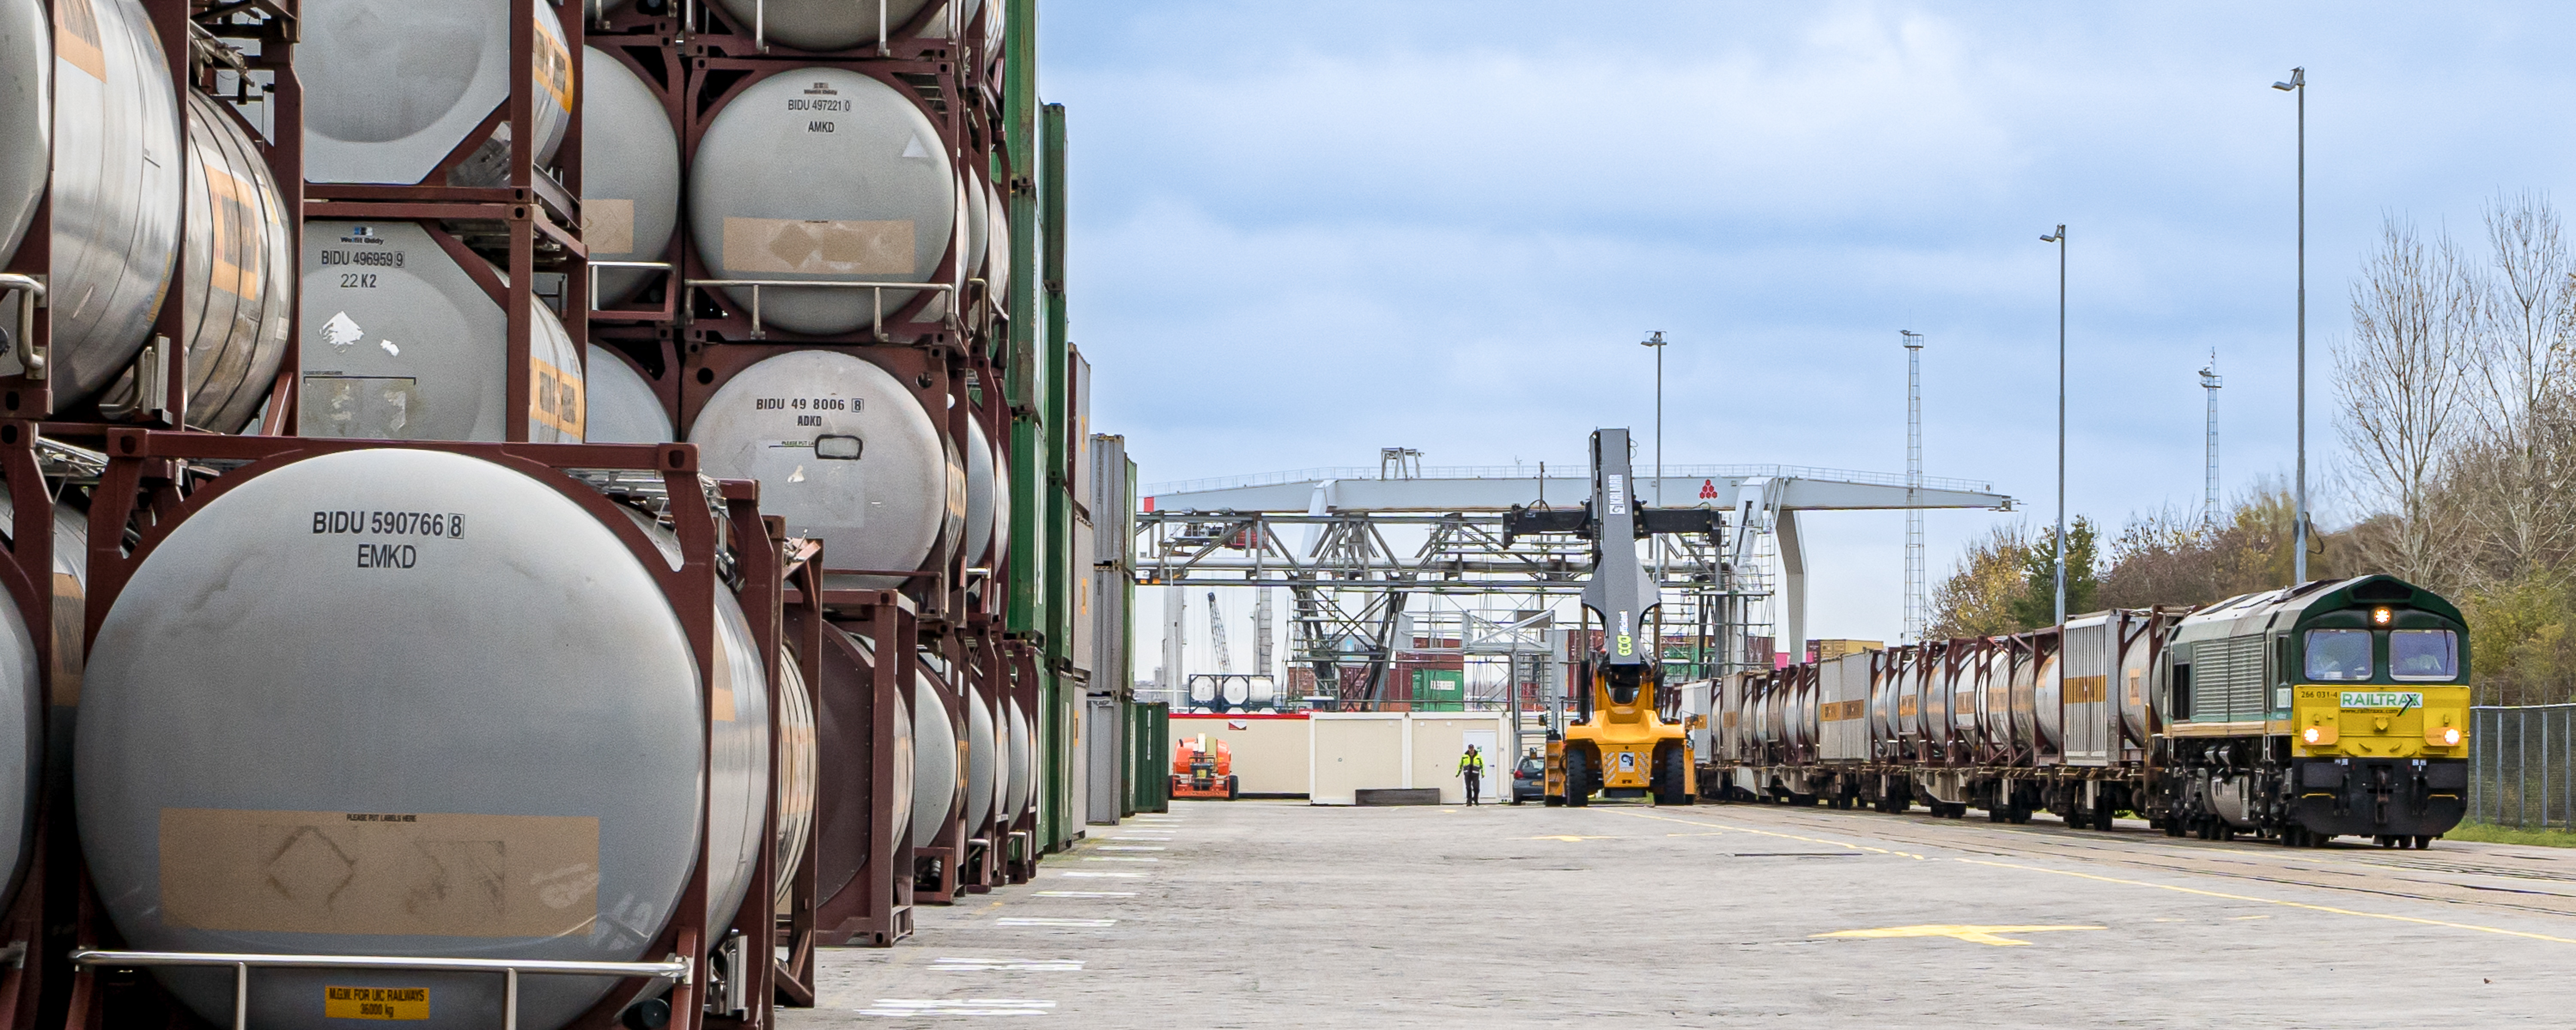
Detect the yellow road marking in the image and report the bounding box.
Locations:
[1530,835,1615,842]
[1601,809,1928,859]
[2230,915,2271,921]
[1953,857,2576,945]
[1813,924,2103,947]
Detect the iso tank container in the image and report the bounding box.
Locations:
[910,664,958,850]
[75,448,793,1030]
[804,622,913,945]
[689,68,957,337]
[21,0,180,401]
[300,0,572,185]
[0,484,86,932]
[2060,614,2114,765]
[963,683,995,833]
[0,0,45,273]
[582,46,677,305]
[95,90,295,430]
[299,221,584,442]
[688,350,952,589]
[582,345,674,443]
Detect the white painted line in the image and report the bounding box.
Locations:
[997,917,1116,927]
[1056,871,1142,878]
[930,958,1085,972]
[1081,856,1159,863]
[1096,845,1166,851]
[858,998,1054,1016]
[1033,891,1137,898]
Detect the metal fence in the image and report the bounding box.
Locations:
[2469,704,2576,828]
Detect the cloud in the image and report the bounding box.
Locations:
[1049,0,2576,650]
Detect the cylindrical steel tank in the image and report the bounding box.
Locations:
[2008,645,2038,750]
[772,648,816,914]
[1949,646,1979,745]
[2118,613,2155,746]
[581,46,676,304]
[0,0,46,273]
[909,669,956,849]
[963,417,995,566]
[1005,697,1032,822]
[689,350,945,589]
[984,177,1009,307]
[302,0,572,185]
[688,68,954,336]
[960,169,988,287]
[298,221,585,442]
[2034,640,2063,750]
[708,0,935,52]
[76,449,768,1030]
[44,0,180,402]
[97,90,294,431]
[0,485,75,922]
[963,683,994,832]
[583,345,672,443]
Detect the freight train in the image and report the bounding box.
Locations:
[0,2,1155,1030]
[1692,575,2469,849]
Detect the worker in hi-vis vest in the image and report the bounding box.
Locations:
[1457,744,1486,806]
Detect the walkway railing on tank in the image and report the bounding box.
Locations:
[2469,703,2576,829]
[69,950,692,1030]
[0,274,44,378]
[683,277,957,340]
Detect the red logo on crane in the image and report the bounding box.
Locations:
[1698,479,1718,500]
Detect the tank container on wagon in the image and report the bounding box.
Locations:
[581,45,678,304]
[0,0,45,274]
[1818,652,1868,762]
[75,448,778,1030]
[36,0,181,402]
[687,68,957,337]
[2059,613,2114,764]
[2008,641,2038,750]
[300,0,573,185]
[297,221,585,442]
[94,90,295,431]
[687,349,946,589]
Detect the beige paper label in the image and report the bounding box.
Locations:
[722,217,914,276]
[583,199,636,256]
[55,0,106,81]
[158,808,601,938]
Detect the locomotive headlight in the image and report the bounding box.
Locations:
[2372,606,2393,625]
[2302,726,2322,745]
[2302,723,2338,746]
[2428,725,2462,747]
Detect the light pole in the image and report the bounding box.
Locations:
[1641,331,1668,506]
[2273,67,2307,583]
[2039,225,2066,625]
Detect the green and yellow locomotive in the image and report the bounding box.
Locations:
[2158,575,2468,848]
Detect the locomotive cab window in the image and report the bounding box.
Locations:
[2304,629,2372,682]
[2390,629,2459,682]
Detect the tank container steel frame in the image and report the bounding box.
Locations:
[2,0,303,430]
[69,430,799,1030]
[0,421,64,1030]
[794,587,916,948]
[674,55,980,350]
[301,0,594,445]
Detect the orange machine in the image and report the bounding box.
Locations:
[1171,734,1239,800]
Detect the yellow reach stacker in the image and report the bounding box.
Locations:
[1507,429,1706,807]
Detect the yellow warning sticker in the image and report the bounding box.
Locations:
[324,987,429,1021]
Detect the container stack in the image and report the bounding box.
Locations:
[0,1,1113,1029]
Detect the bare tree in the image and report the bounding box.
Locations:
[2337,216,2474,588]
[2460,191,2576,574]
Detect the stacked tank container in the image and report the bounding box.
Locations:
[577,0,1080,941]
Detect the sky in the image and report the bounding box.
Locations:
[1037,2,2576,676]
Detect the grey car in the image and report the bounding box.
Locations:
[1510,754,1546,804]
